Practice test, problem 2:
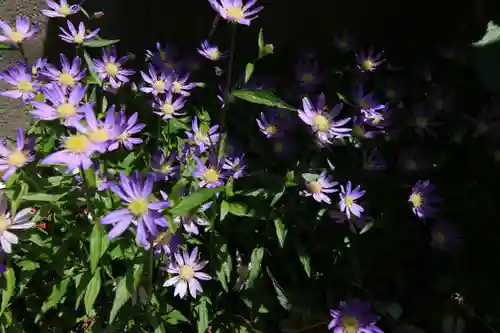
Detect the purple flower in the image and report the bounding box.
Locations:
[146,43,179,73]
[362,149,386,172]
[163,247,212,298]
[170,72,196,96]
[0,17,38,45]
[256,110,286,138]
[352,85,385,112]
[73,107,119,153]
[0,62,39,101]
[140,63,170,95]
[294,55,322,91]
[301,170,338,204]
[0,192,34,253]
[362,107,391,130]
[223,152,246,179]
[197,40,226,61]
[41,0,80,18]
[339,181,365,219]
[41,133,99,171]
[31,83,89,125]
[92,47,135,89]
[59,21,99,44]
[208,0,263,26]
[328,299,383,333]
[0,129,34,180]
[356,47,385,72]
[180,142,201,162]
[150,151,180,181]
[333,31,355,52]
[186,116,219,153]
[174,201,212,235]
[101,172,170,248]
[108,111,145,151]
[40,54,86,87]
[430,221,460,251]
[351,116,377,139]
[409,180,439,219]
[32,57,48,77]
[297,93,351,146]
[153,230,181,257]
[152,91,187,120]
[193,153,228,188]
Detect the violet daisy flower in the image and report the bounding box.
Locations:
[352,84,385,112]
[153,230,181,257]
[150,150,180,181]
[101,172,171,248]
[73,107,119,153]
[297,93,351,146]
[339,181,365,219]
[430,221,461,251]
[180,142,201,162]
[294,55,322,91]
[0,193,34,253]
[152,91,187,120]
[108,111,145,151]
[208,0,264,26]
[41,132,99,171]
[197,40,227,61]
[31,83,89,125]
[0,129,35,180]
[174,200,212,235]
[193,153,228,188]
[186,117,219,153]
[356,47,385,72]
[223,152,246,179]
[256,110,286,139]
[140,63,170,96]
[163,247,212,298]
[170,72,197,96]
[92,47,135,89]
[40,54,86,87]
[59,21,99,44]
[328,299,383,333]
[301,170,338,204]
[351,116,378,139]
[0,17,39,45]
[0,62,39,101]
[146,42,179,73]
[409,180,439,219]
[362,149,386,172]
[41,0,80,18]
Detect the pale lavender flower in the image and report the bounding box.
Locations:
[41,0,80,18]
[356,47,385,72]
[0,17,39,45]
[256,110,286,138]
[101,172,170,248]
[430,221,461,251]
[31,83,89,125]
[333,31,355,52]
[152,91,187,120]
[294,55,322,91]
[108,110,144,151]
[92,47,135,88]
[0,129,35,180]
[150,151,180,181]
[41,133,99,171]
[363,107,391,130]
[362,149,386,171]
[174,200,212,235]
[39,54,86,87]
[193,153,228,188]
[328,299,383,333]
[170,72,196,96]
[186,117,219,152]
[140,63,171,96]
[197,40,226,61]
[223,152,246,179]
[73,107,119,153]
[409,180,440,219]
[163,247,212,298]
[301,170,338,204]
[59,21,99,44]
[208,0,264,26]
[0,62,39,101]
[32,57,48,77]
[339,181,365,219]
[0,193,34,253]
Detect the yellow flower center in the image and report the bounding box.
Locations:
[117,131,129,142]
[341,316,359,333]
[73,33,84,44]
[179,265,194,280]
[9,31,24,44]
[344,196,354,208]
[172,81,183,94]
[194,131,209,144]
[7,151,27,167]
[57,4,71,16]
[313,114,329,132]
[386,89,396,99]
[0,216,8,232]
[359,99,370,109]
[162,103,174,115]
[410,193,423,208]
[307,181,322,193]
[362,59,373,70]
[58,72,75,86]
[432,230,446,244]
[87,128,109,143]
[153,80,166,93]
[128,198,149,216]
[203,169,219,184]
[207,49,220,60]
[65,134,90,154]
[105,63,119,77]
[226,6,245,20]
[352,125,365,137]
[302,73,314,83]
[369,114,382,125]
[416,117,428,128]
[160,163,172,173]
[56,103,76,118]
[266,124,277,135]
[274,142,284,153]
[17,80,33,92]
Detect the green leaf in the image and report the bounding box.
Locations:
[220,200,229,221]
[273,218,286,247]
[170,187,221,216]
[89,223,109,273]
[0,268,15,316]
[83,50,102,85]
[109,263,144,323]
[195,296,210,333]
[84,268,101,314]
[165,309,189,325]
[83,167,97,188]
[244,63,254,83]
[232,89,295,110]
[0,43,16,50]
[258,29,265,53]
[297,249,311,277]
[83,39,120,48]
[41,277,71,313]
[472,21,500,47]
[225,201,254,217]
[22,192,66,202]
[246,247,264,289]
[266,268,290,310]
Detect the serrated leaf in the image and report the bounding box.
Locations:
[273,218,286,247]
[109,263,144,323]
[244,63,254,83]
[83,39,120,48]
[232,89,294,110]
[90,223,109,273]
[246,247,264,289]
[84,268,101,314]
[170,187,221,216]
[472,21,500,47]
[0,268,15,316]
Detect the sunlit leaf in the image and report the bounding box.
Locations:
[0,268,15,316]
[83,39,120,48]
[90,223,109,273]
[244,63,254,83]
[169,187,221,216]
[232,89,295,110]
[109,262,143,323]
[246,247,264,289]
[84,268,101,314]
[273,218,286,247]
[472,21,500,47]
[195,296,210,333]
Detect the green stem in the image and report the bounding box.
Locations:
[148,249,154,298]
[17,43,28,64]
[208,15,220,41]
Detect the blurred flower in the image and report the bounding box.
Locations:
[140,63,170,96]
[426,88,454,113]
[92,47,135,88]
[193,153,228,188]
[163,247,212,298]
[430,221,460,251]
[0,129,35,180]
[197,40,226,61]
[294,55,322,91]
[398,148,427,172]
[412,104,440,137]
[0,192,34,253]
[351,116,377,139]
[147,43,179,72]
[223,152,246,179]
[378,78,403,102]
[152,91,187,120]
[352,84,385,112]
[40,54,86,87]
[301,170,338,204]
[208,0,264,26]
[328,299,383,333]
[101,172,170,248]
[74,107,119,153]
[409,180,439,219]
[363,149,386,172]
[0,17,38,45]
[180,142,202,162]
[41,0,80,18]
[170,72,196,96]
[256,110,287,139]
[356,47,385,72]
[32,57,48,76]
[108,110,145,151]
[0,62,39,101]
[186,116,219,152]
[59,21,99,44]
[339,181,365,219]
[153,230,181,257]
[272,139,293,157]
[151,151,180,181]
[41,133,98,171]
[174,201,212,235]
[333,31,355,52]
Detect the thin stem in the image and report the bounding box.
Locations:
[148,249,154,297]
[208,15,220,41]
[17,43,29,64]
